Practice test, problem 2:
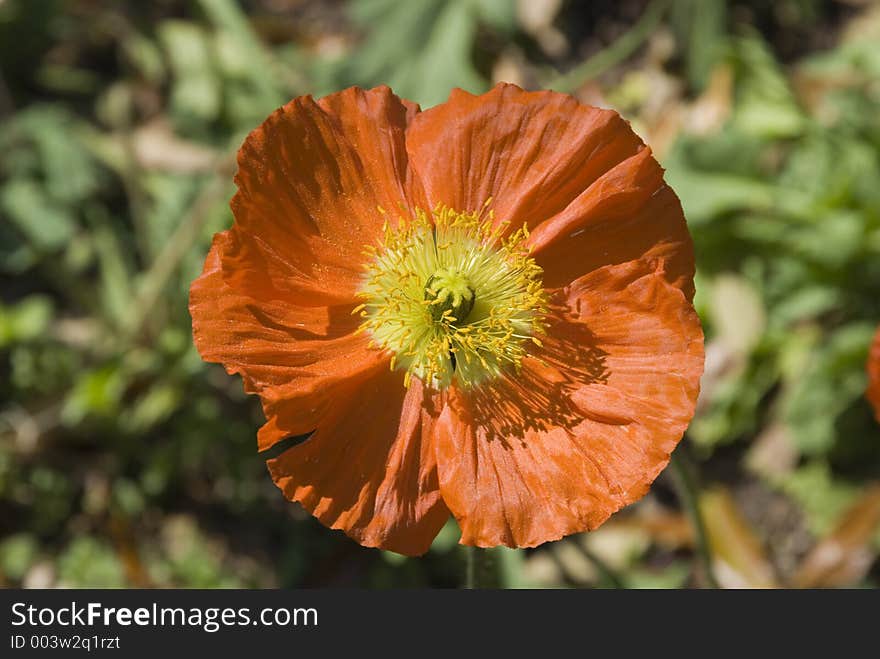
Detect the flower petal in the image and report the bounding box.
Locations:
[405,83,643,231]
[231,85,426,305]
[190,232,387,450]
[528,148,695,298]
[867,327,880,421]
[434,258,703,548]
[266,372,450,556]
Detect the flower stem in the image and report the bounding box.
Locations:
[577,543,626,589]
[464,546,494,589]
[669,449,720,589]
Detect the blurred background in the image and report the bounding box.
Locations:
[1,0,880,588]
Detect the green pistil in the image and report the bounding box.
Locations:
[424,267,475,323]
[357,205,548,389]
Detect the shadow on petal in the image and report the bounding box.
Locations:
[452,312,610,446]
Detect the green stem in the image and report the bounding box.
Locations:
[577,543,626,589]
[546,0,671,93]
[669,450,720,589]
[464,546,494,589]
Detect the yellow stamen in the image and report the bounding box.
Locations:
[357,204,548,389]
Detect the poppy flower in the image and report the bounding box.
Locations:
[867,327,880,421]
[189,83,704,556]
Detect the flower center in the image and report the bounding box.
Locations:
[355,204,548,389]
[424,267,475,322]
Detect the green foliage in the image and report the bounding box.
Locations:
[0,534,39,581]
[776,461,859,536]
[730,33,806,139]
[670,0,727,90]
[317,0,516,107]
[57,537,126,588]
[0,297,53,347]
[667,27,880,474]
[1,0,878,588]
[160,21,223,125]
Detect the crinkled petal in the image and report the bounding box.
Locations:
[266,372,450,556]
[528,148,695,298]
[231,85,426,305]
[405,83,644,233]
[434,258,703,548]
[190,232,387,450]
[867,326,880,421]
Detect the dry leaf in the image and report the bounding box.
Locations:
[132,119,218,173]
[793,484,880,588]
[745,423,799,480]
[686,64,733,136]
[700,486,779,588]
[517,0,567,57]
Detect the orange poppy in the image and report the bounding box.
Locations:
[868,327,880,421]
[190,83,704,556]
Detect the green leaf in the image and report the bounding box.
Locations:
[122,31,166,84]
[0,106,99,204]
[158,20,221,124]
[775,461,859,536]
[730,33,806,139]
[57,537,125,588]
[784,322,874,454]
[199,0,286,116]
[123,384,182,435]
[61,364,126,426]
[0,295,53,347]
[0,534,39,581]
[86,206,134,327]
[690,340,780,450]
[112,478,145,516]
[769,285,838,329]
[1,178,76,251]
[670,0,727,90]
[329,0,491,107]
[787,210,864,269]
[626,562,691,589]
[142,174,201,255]
[470,0,517,33]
